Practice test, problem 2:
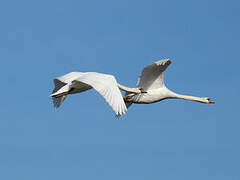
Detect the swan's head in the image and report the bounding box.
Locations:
[202,97,215,104]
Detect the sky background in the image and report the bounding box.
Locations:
[0,0,239,179]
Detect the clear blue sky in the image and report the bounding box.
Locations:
[0,0,239,179]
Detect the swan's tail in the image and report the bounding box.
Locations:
[51,79,70,108]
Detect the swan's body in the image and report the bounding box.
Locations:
[50,59,214,116]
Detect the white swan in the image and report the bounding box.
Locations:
[123,59,215,110]
[50,59,214,116]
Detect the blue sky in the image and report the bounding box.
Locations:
[0,0,239,179]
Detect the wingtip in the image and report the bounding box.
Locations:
[164,58,172,64]
[155,58,172,66]
[115,109,127,118]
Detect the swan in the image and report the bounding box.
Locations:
[50,59,215,116]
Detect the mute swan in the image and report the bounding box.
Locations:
[50,59,214,116]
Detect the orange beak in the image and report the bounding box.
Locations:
[208,99,215,104]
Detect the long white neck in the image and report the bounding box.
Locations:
[167,89,207,103]
[117,83,141,93]
[174,94,206,103]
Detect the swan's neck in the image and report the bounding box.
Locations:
[117,83,141,93]
[167,90,207,103]
[174,94,206,103]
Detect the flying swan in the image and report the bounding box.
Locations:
[50,59,215,116]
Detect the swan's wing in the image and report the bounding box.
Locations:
[72,72,127,116]
[137,59,171,90]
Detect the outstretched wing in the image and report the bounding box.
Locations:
[137,59,171,90]
[72,72,127,116]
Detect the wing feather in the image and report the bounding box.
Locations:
[73,72,127,115]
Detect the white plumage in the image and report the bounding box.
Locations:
[51,59,214,116]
